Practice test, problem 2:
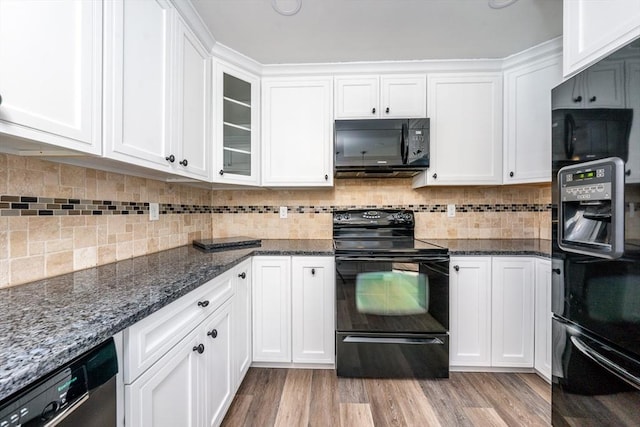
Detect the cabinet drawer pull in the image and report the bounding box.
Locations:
[238,272,246,279]
[197,300,209,308]
[552,268,561,275]
[179,159,188,167]
[509,171,514,178]
[311,268,315,275]
[432,173,437,179]
[385,107,390,114]
[573,95,582,103]
[325,174,328,181]
[165,154,175,163]
[193,344,205,354]
[589,96,597,103]
[453,265,459,272]
[372,107,376,114]
[207,329,218,339]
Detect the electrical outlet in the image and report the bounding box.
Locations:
[447,204,456,217]
[279,206,288,219]
[149,203,159,221]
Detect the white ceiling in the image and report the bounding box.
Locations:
[191,0,563,65]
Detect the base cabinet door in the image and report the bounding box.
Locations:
[203,302,233,427]
[491,257,535,367]
[291,257,335,364]
[252,257,292,362]
[125,327,202,427]
[449,257,492,367]
[534,258,552,381]
[231,260,252,392]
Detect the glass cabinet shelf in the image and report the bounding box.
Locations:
[221,73,252,176]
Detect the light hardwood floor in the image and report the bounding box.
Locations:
[222,368,552,426]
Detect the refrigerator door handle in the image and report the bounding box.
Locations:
[571,336,640,391]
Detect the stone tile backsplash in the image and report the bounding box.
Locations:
[0,153,551,287]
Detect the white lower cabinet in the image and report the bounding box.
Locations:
[252,256,335,365]
[231,260,252,391]
[124,261,250,427]
[450,256,542,373]
[491,257,535,368]
[534,258,552,381]
[449,257,492,367]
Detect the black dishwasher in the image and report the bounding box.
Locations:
[0,338,118,427]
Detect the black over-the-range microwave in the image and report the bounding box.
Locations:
[334,118,430,178]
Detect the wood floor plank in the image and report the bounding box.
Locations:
[224,368,553,427]
[274,369,313,427]
[221,394,253,427]
[389,378,442,427]
[464,407,509,427]
[338,376,368,404]
[339,403,375,427]
[364,378,408,427]
[467,372,550,426]
[308,370,341,427]
[517,373,552,404]
[239,368,288,427]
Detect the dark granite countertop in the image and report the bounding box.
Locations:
[0,239,333,403]
[428,239,552,258]
[0,237,548,402]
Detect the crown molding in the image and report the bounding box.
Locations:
[502,37,562,70]
[211,43,263,76]
[171,0,216,52]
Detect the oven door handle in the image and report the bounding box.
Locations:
[343,336,444,345]
[571,336,640,391]
[335,256,450,263]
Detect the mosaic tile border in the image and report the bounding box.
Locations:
[0,195,552,217]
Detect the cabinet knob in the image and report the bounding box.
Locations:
[238,272,246,279]
[509,171,514,178]
[325,174,328,181]
[0,94,3,106]
[432,173,437,179]
[372,107,376,114]
[453,265,459,272]
[311,268,316,275]
[385,107,390,114]
[626,169,631,176]
[573,95,582,103]
[179,159,188,167]
[192,344,205,354]
[165,154,175,163]
[207,329,218,339]
[219,169,224,176]
[589,96,597,103]
[552,268,561,275]
[197,300,209,308]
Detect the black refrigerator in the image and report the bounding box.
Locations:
[551,38,640,425]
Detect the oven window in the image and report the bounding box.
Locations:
[356,266,428,316]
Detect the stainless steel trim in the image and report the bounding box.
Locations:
[343,336,444,345]
[44,393,90,427]
[571,336,640,391]
[336,256,449,263]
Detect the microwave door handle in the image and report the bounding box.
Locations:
[401,122,408,164]
[582,212,612,221]
[565,114,576,158]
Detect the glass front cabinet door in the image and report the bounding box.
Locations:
[214,62,260,185]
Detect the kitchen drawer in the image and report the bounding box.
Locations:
[123,269,234,384]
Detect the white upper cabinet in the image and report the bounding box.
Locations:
[103,0,175,172]
[563,0,640,77]
[626,59,640,183]
[334,74,426,119]
[552,59,626,109]
[262,77,333,187]
[213,62,261,186]
[0,0,102,154]
[503,54,562,184]
[172,16,212,180]
[413,73,503,187]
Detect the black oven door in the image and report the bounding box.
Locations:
[553,253,640,359]
[552,317,640,426]
[335,255,449,378]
